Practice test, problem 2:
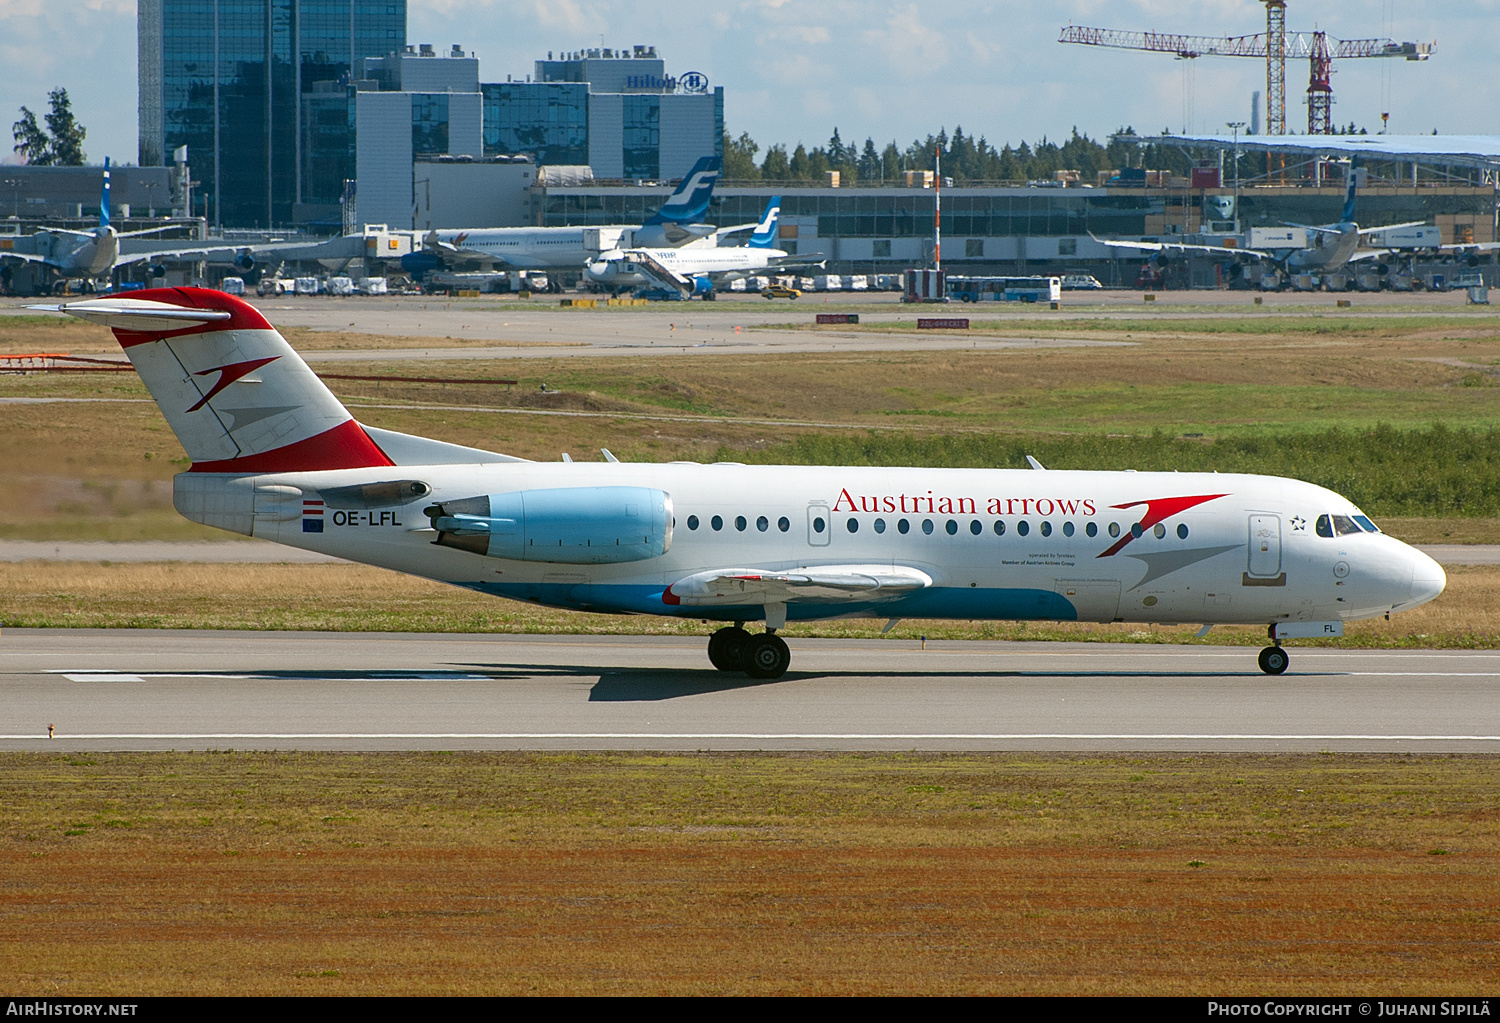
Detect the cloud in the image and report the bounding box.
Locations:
[862,5,949,76]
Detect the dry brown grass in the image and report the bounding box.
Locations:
[1,559,1495,647]
[1,751,1495,995]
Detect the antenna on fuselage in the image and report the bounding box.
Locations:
[1025,455,1047,470]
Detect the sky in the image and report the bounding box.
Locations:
[2,0,1496,167]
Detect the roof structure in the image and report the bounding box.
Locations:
[1132,134,1500,171]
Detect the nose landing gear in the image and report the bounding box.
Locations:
[1258,626,1290,675]
[707,624,791,679]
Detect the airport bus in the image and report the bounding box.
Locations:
[946,275,1062,303]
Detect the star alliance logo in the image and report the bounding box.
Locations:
[1290,516,1307,532]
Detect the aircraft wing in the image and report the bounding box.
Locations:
[697,256,828,282]
[0,251,51,265]
[1354,221,1427,237]
[115,239,334,266]
[1355,242,1500,260]
[1089,234,1276,261]
[664,564,932,606]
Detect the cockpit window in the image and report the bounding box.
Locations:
[1331,514,1362,536]
[1317,513,1368,537]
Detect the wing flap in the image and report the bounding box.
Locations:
[664,564,932,606]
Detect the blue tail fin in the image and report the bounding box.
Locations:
[644,156,721,225]
[748,196,781,249]
[1340,160,1358,223]
[100,156,111,229]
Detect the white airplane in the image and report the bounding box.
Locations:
[1093,166,1497,287]
[422,157,724,271]
[584,196,823,293]
[34,287,1446,679]
[0,158,325,291]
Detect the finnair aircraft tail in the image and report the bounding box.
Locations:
[99,157,111,229]
[748,196,781,249]
[1339,161,1358,224]
[643,156,721,225]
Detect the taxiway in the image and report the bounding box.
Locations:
[3,630,1497,753]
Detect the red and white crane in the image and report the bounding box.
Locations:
[1060,2,1433,136]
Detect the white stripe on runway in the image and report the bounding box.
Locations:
[4,732,1500,742]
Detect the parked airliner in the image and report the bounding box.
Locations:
[1094,165,1496,286]
[584,197,823,292]
[36,288,1445,678]
[1,159,323,291]
[423,157,723,270]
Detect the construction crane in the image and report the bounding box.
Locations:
[1060,8,1433,135]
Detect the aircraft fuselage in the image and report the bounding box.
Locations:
[199,462,1441,628]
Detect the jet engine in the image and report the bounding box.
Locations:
[424,486,673,564]
[149,264,167,278]
[235,250,256,271]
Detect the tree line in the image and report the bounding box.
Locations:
[11,88,87,166]
[722,126,1208,184]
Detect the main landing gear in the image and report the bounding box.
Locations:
[708,624,791,680]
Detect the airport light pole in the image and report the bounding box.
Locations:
[1227,121,1245,225]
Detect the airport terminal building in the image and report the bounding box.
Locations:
[534,179,1499,282]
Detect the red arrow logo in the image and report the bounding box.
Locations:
[187,356,280,412]
[1097,493,1229,557]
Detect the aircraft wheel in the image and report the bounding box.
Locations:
[1258,646,1289,676]
[744,633,791,679]
[708,626,751,672]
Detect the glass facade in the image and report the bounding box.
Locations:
[621,95,660,180]
[300,87,354,206]
[411,93,449,155]
[143,0,405,227]
[480,83,588,164]
[540,189,1162,236]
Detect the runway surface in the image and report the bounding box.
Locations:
[3,629,1497,753]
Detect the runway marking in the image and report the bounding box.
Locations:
[3,732,1500,742]
[39,669,1500,681]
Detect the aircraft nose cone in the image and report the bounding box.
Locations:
[1407,550,1446,608]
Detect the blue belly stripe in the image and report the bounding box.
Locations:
[463,582,1079,623]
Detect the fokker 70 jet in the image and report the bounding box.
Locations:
[35,288,1447,678]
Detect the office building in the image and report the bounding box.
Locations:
[138,0,406,229]
[353,44,486,228]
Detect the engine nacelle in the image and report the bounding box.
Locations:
[400,251,441,278]
[149,264,167,278]
[691,275,714,295]
[235,250,256,271]
[425,486,673,564]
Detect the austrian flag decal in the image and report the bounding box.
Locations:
[302,499,325,533]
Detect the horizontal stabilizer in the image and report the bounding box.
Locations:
[664,564,932,606]
[360,425,528,465]
[33,298,233,332]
